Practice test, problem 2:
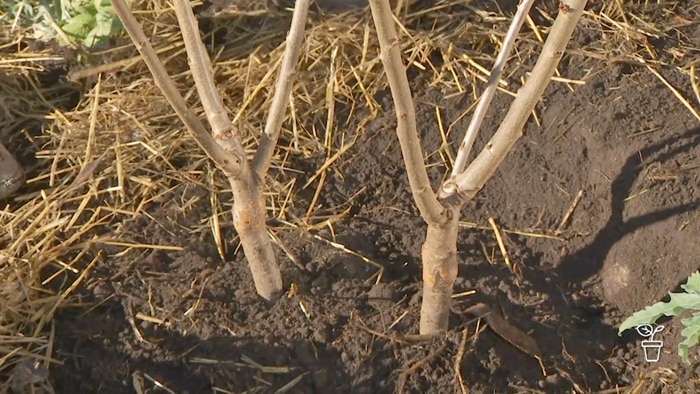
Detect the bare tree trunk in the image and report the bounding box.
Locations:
[420,207,459,335]
[230,176,282,300]
[369,0,589,335]
[114,0,310,301]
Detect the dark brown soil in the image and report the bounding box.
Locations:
[30,3,700,394]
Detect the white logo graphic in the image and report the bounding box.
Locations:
[636,324,664,362]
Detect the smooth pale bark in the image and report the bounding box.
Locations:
[115,0,311,300]
[450,0,536,177]
[231,177,282,300]
[252,0,311,179]
[173,0,302,300]
[368,0,590,335]
[419,207,459,335]
[368,0,448,227]
[439,0,590,204]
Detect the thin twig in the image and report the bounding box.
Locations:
[488,217,512,272]
[112,0,245,178]
[368,0,448,226]
[451,0,536,177]
[397,343,447,393]
[555,189,584,235]
[454,326,469,394]
[252,0,311,179]
[646,64,700,121]
[173,0,248,169]
[439,0,589,204]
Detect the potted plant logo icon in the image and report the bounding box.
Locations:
[636,324,664,362]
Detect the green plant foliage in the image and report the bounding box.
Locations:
[59,0,122,48]
[1,0,123,49]
[619,271,700,363]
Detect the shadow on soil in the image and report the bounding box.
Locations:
[52,302,354,393]
[557,126,700,284]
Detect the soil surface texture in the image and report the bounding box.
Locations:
[8,1,700,393]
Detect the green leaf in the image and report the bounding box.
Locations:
[620,271,700,365]
[60,11,95,39]
[667,292,700,313]
[83,24,109,47]
[682,271,700,295]
[82,10,120,48]
[618,300,673,335]
[618,291,700,335]
[679,313,700,364]
[94,0,114,14]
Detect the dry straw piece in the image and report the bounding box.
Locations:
[1,0,698,391]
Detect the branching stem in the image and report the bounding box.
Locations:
[449,0,536,177]
[114,0,312,300]
[113,0,245,178]
[252,0,311,179]
[439,0,589,205]
[173,0,249,178]
[368,0,448,227]
[369,0,589,335]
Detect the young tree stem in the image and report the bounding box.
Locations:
[112,0,245,178]
[172,0,248,168]
[450,0,535,177]
[370,0,589,335]
[368,0,448,227]
[230,177,283,299]
[439,0,589,205]
[172,0,289,300]
[252,0,311,179]
[420,206,459,335]
[114,0,311,300]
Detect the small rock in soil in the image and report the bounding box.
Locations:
[367,283,397,311]
[311,273,330,294]
[601,260,631,310]
[293,342,316,365]
[313,321,331,343]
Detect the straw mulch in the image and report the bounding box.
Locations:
[1,0,698,391]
